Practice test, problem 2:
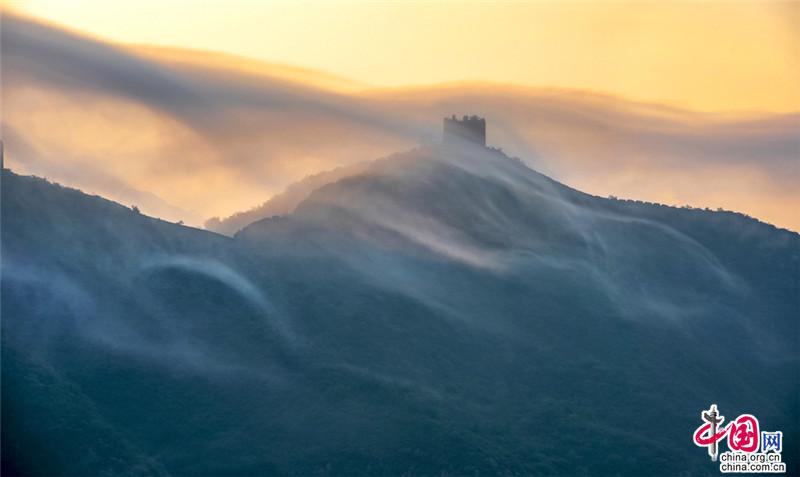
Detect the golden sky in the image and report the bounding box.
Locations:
[6,0,799,113]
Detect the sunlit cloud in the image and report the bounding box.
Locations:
[2,12,798,231]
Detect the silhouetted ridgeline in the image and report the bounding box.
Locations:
[205,161,373,236]
[2,148,798,477]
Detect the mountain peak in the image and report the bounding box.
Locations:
[3,159,798,475]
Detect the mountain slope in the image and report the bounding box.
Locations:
[240,145,797,354]
[205,160,373,236]
[2,146,798,476]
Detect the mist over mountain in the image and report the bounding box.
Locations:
[4,11,799,231]
[205,161,372,236]
[2,144,798,476]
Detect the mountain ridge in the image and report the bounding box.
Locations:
[2,146,798,476]
[215,144,796,238]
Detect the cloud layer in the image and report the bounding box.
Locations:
[3,12,798,230]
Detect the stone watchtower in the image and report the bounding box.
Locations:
[443,115,486,147]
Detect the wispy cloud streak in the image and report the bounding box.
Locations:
[3,12,798,230]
